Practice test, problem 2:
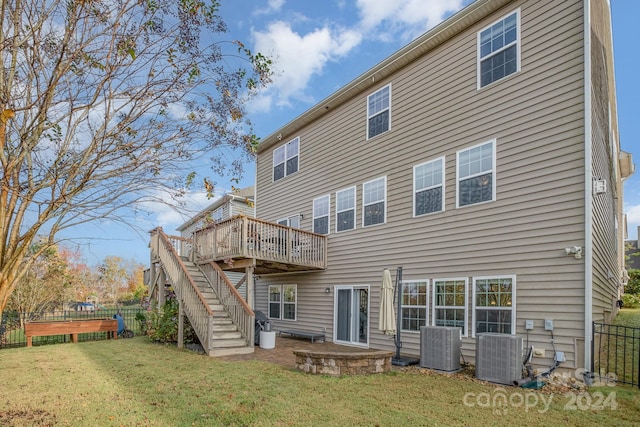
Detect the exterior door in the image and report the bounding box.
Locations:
[334,286,369,346]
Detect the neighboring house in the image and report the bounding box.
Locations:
[625,226,640,270]
[250,0,633,373]
[175,187,256,298]
[176,186,256,240]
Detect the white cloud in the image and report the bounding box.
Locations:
[251,22,361,109]
[356,0,464,32]
[249,1,465,109]
[254,0,286,16]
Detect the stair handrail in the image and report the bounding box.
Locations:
[152,228,214,350]
[156,229,213,316]
[207,261,254,316]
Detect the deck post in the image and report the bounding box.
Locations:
[177,299,184,349]
[246,265,255,309]
[158,268,167,309]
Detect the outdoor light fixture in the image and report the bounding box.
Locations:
[564,246,583,259]
[325,287,331,294]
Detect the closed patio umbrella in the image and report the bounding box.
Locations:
[378,268,396,335]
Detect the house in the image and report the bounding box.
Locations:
[625,226,640,270]
[250,0,633,373]
[147,0,633,371]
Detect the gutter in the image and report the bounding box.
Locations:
[583,0,593,372]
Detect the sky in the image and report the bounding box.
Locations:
[63,0,639,266]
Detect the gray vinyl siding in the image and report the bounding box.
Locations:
[255,0,589,369]
[230,198,255,218]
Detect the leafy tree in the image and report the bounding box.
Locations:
[97,256,129,305]
[0,0,272,320]
[6,241,74,324]
[624,269,640,295]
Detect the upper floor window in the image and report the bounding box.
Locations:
[478,10,520,88]
[313,195,330,235]
[473,276,515,335]
[401,280,429,332]
[336,186,356,232]
[273,137,299,181]
[414,157,445,216]
[457,140,495,207]
[363,177,386,227]
[367,85,391,139]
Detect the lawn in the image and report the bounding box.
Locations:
[1,338,639,426]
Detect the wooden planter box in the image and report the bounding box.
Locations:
[24,319,118,347]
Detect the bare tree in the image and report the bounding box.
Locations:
[0,0,272,319]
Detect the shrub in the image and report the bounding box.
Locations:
[624,269,640,295]
[621,293,640,309]
[146,299,199,344]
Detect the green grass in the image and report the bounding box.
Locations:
[0,338,639,426]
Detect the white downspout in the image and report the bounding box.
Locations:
[583,0,593,372]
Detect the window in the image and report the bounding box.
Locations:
[414,158,445,216]
[277,214,300,229]
[268,285,281,319]
[478,10,520,88]
[336,187,356,232]
[273,136,300,181]
[268,284,297,320]
[367,85,391,139]
[401,280,429,332]
[473,276,515,335]
[363,177,386,227]
[313,195,330,235]
[457,140,495,207]
[433,278,468,336]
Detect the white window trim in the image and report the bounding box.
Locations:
[268,285,282,320]
[456,139,496,209]
[282,284,298,321]
[272,136,300,182]
[268,284,297,321]
[362,176,387,227]
[413,157,445,217]
[432,277,469,337]
[277,214,301,229]
[335,186,356,233]
[472,275,516,337]
[312,194,330,235]
[400,279,430,333]
[476,9,521,90]
[333,284,370,348]
[366,84,392,140]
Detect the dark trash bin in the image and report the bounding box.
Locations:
[255,310,269,345]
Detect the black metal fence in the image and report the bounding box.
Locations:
[592,322,640,388]
[0,308,145,349]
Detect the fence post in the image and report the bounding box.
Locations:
[591,321,595,377]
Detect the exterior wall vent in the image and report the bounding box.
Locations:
[475,333,523,385]
[420,326,461,371]
[593,179,607,194]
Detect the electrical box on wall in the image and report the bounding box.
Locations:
[525,320,534,330]
[593,180,607,194]
[545,319,554,331]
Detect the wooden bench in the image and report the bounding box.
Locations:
[24,319,118,347]
[278,329,325,343]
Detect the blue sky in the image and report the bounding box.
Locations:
[67,0,639,266]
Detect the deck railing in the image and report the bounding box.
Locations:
[150,228,213,351]
[192,215,327,269]
[200,262,254,347]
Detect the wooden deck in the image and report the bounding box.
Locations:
[180,216,328,274]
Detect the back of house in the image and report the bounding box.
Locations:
[251,0,628,373]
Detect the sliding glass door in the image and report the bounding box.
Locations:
[334,285,369,346]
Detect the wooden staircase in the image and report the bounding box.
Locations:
[149,228,255,357]
[182,260,253,356]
